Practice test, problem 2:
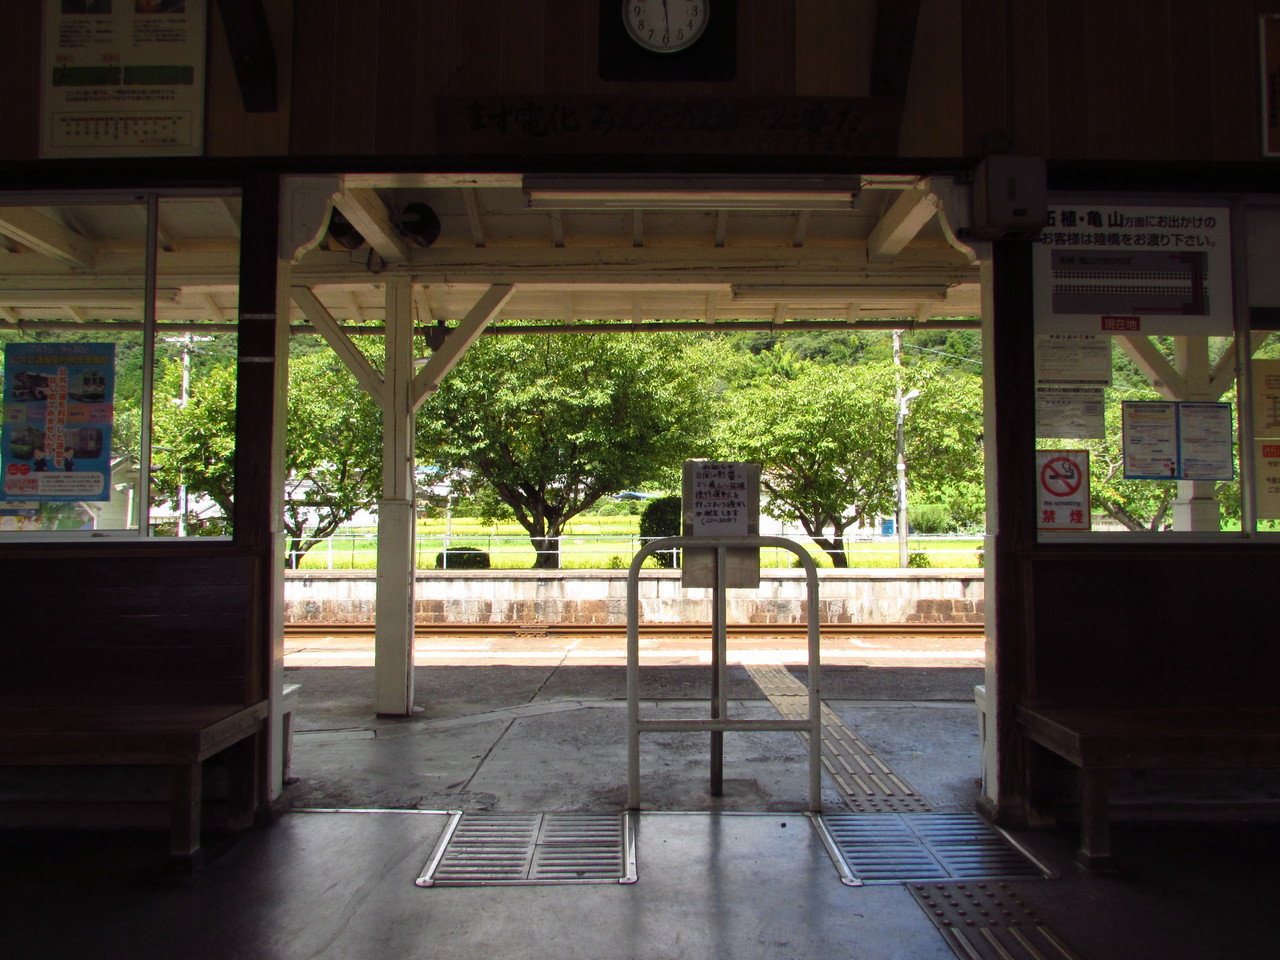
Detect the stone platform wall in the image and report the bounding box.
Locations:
[285,568,984,626]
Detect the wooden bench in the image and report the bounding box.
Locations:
[0,701,268,868]
[1018,705,1280,870]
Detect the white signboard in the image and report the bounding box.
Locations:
[1034,203,1233,336]
[41,0,206,159]
[1252,358,1280,438]
[1035,386,1106,439]
[1036,450,1091,532]
[1255,441,1280,519]
[681,460,760,588]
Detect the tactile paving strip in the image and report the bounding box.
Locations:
[746,663,932,813]
[908,882,1084,960]
[416,813,636,886]
[817,814,1050,884]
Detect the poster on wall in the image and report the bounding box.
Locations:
[2,342,115,502]
[40,0,206,159]
[1256,441,1280,519]
[1036,450,1091,532]
[1122,400,1235,481]
[1035,386,1106,439]
[1252,358,1280,437]
[1034,203,1233,337]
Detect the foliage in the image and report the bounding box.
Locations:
[715,359,984,567]
[639,493,682,567]
[151,351,383,566]
[435,547,490,569]
[417,331,715,568]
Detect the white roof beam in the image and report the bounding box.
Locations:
[462,189,486,248]
[0,207,95,268]
[331,187,410,264]
[1116,335,1186,400]
[291,285,387,407]
[412,284,515,409]
[866,187,939,264]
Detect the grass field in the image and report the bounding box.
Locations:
[296,515,985,570]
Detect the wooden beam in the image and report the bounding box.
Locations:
[0,207,95,268]
[462,189,486,248]
[290,286,386,408]
[213,0,277,112]
[331,188,409,264]
[1116,336,1185,399]
[871,0,922,98]
[867,187,938,263]
[411,284,515,409]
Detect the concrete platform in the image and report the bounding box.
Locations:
[2,662,1277,960]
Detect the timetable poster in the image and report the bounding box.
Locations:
[41,0,206,159]
[2,342,115,502]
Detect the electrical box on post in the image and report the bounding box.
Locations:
[972,155,1048,239]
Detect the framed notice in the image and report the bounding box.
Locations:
[681,460,760,588]
[41,0,206,159]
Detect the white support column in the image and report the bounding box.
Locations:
[375,277,417,716]
[1172,337,1220,531]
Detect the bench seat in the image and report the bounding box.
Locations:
[1018,705,1280,870]
[0,702,268,867]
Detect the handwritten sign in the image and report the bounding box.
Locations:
[681,460,760,589]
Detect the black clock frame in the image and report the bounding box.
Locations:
[599,0,737,82]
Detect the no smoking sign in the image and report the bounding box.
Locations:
[1036,450,1090,531]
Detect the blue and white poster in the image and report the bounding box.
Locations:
[3,342,114,501]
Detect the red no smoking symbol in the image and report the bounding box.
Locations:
[1041,456,1083,497]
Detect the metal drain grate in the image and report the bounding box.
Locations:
[817,814,1050,885]
[908,882,1084,960]
[416,813,637,886]
[746,663,931,813]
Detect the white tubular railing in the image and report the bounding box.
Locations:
[626,535,823,813]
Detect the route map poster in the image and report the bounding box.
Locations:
[2,342,115,502]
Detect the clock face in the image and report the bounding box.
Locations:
[623,0,709,54]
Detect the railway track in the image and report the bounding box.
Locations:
[285,621,984,639]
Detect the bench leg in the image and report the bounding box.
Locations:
[1077,767,1115,872]
[170,762,203,868]
[225,734,261,831]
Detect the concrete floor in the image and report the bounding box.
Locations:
[3,662,1278,960]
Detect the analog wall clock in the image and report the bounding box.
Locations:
[599,0,736,82]
[623,1,709,54]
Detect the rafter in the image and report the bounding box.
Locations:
[291,286,386,408]
[411,284,515,409]
[866,187,938,263]
[0,207,95,268]
[331,188,409,264]
[1116,336,1186,399]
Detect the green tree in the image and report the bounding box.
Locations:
[716,361,983,566]
[417,331,714,569]
[151,350,383,566]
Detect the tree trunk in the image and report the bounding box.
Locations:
[531,535,560,569]
[811,536,849,567]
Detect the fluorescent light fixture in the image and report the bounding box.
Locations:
[731,285,948,303]
[524,176,857,211]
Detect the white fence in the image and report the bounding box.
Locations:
[295,532,985,571]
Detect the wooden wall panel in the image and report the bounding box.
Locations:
[899,0,963,157]
[0,2,42,162]
[0,551,260,707]
[794,0,874,96]
[205,0,293,157]
[965,0,1280,163]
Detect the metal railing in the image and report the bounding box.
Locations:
[292,531,985,570]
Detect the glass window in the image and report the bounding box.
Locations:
[0,192,241,537]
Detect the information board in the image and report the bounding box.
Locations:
[681,460,761,588]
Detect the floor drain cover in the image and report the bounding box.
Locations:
[417,813,636,886]
[817,814,1050,885]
